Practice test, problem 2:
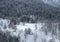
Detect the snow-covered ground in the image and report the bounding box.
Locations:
[0,19,59,42]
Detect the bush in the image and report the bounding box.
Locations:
[25,28,31,34]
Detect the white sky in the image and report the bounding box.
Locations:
[42,0,60,7]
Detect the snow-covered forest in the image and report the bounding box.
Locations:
[0,18,60,42]
[0,0,60,42]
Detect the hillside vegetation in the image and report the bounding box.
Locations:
[0,0,60,21]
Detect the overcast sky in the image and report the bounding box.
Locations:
[42,0,60,7]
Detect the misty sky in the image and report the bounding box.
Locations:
[42,0,60,7]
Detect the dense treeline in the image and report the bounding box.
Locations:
[0,0,60,20]
[0,30,19,42]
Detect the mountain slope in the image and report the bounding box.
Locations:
[0,0,60,20]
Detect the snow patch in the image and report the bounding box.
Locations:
[0,19,59,42]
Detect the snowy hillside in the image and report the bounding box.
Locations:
[0,18,60,42]
[0,0,60,42]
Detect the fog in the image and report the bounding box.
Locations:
[42,0,60,7]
